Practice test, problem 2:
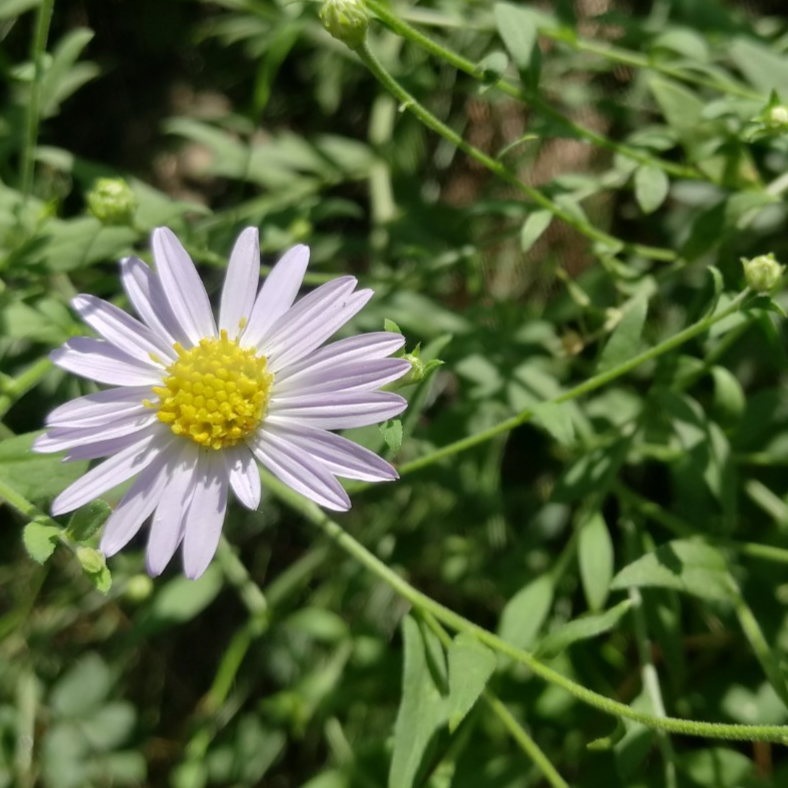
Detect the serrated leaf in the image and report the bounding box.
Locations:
[597,295,648,373]
[498,574,553,649]
[380,419,403,453]
[578,512,614,612]
[535,600,632,659]
[520,210,552,253]
[23,520,61,564]
[85,565,112,595]
[389,616,447,788]
[66,500,112,542]
[447,633,496,732]
[634,165,670,214]
[610,540,735,602]
[531,402,575,446]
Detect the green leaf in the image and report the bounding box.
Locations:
[379,419,403,453]
[40,29,100,118]
[389,616,446,788]
[679,747,755,788]
[0,432,88,508]
[520,210,552,253]
[597,294,648,373]
[578,512,614,612]
[66,500,112,542]
[531,402,575,446]
[730,38,788,96]
[447,633,497,732]
[649,78,705,147]
[535,600,632,659]
[497,574,553,649]
[140,566,223,633]
[0,0,40,19]
[384,319,403,334]
[610,540,735,603]
[23,520,62,564]
[494,4,537,69]
[634,165,670,215]
[711,366,746,425]
[84,564,112,595]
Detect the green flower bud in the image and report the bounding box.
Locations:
[87,178,137,226]
[742,253,784,292]
[124,574,154,603]
[766,104,788,130]
[319,0,368,50]
[76,546,106,575]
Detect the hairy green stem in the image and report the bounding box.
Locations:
[622,521,678,788]
[419,610,570,788]
[396,290,750,478]
[264,470,788,744]
[20,0,55,200]
[353,40,676,263]
[365,0,698,181]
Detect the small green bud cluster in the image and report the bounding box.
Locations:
[87,177,137,226]
[742,253,784,293]
[319,0,368,50]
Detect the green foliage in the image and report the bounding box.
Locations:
[3,1,788,786]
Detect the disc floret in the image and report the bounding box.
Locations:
[151,331,274,450]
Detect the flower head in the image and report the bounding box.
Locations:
[742,252,784,293]
[36,228,409,578]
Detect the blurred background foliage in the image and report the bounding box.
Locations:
[5,0,788,786]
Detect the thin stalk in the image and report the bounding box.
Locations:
[366,0,698,180]
[264,469,788,744]
[395,289,749,478]
[622,521,678,788]
[354,40,676,263]
[0,358,53,419]
[420,610,570,788]
[20,0,55,200]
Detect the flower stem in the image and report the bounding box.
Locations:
[353,40,676,263]
[263,469,788,744]
[396,289,750,477]
[365,0,698,181]
[20,0,55,201]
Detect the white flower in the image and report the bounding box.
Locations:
[35,228,409,579]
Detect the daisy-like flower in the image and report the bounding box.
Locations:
[35,228,409,579]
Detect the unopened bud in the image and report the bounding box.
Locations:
[319,0,368,49]
[742,253,784,292]
[124,574,154,603]
[87,178,137,225]
[766,105,788,129]
[76,546,106,575]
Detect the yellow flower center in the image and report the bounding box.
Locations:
[149,330,274,450]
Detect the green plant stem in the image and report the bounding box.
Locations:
[353,40,676,263]
[365,0,697,181]
[0,358,53,419]
[615,482,788,566]
[395,289,749,479]
[263,469,788,744]
[395,4,761,102]
[622,521,678,788]
[419,610,570,788]
[20,0,55,200]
